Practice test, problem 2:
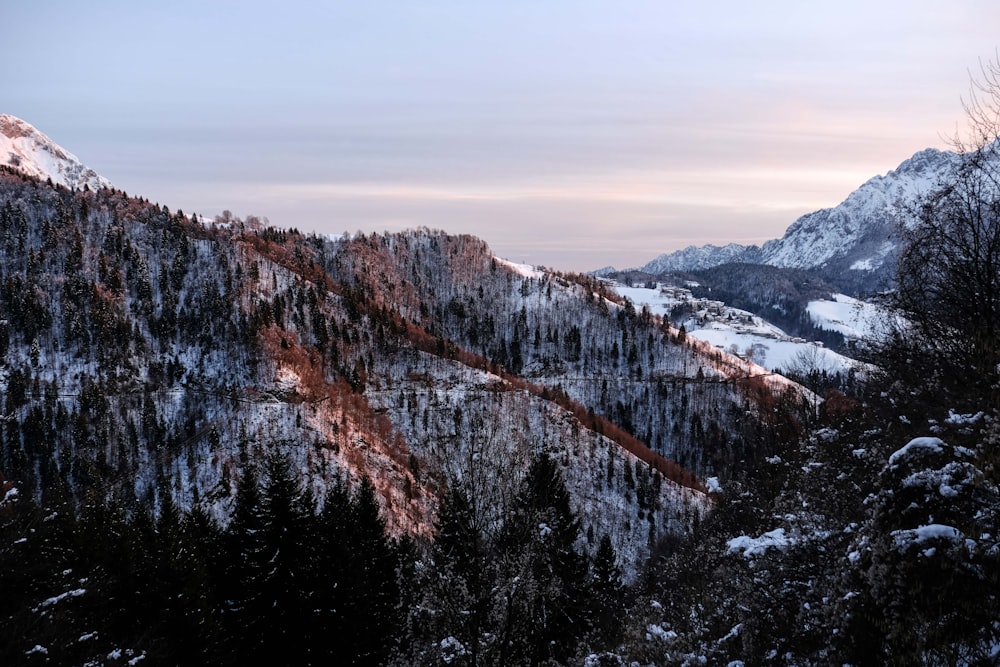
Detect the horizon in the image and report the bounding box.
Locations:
[5,1,999,271]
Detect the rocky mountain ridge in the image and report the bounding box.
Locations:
[630,146,963,292]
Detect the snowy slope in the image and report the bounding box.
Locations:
[614,281,859,375]
[758,148,958,271]
[806,293,890,341]
[0,114,112,190]
[638,242,758,275]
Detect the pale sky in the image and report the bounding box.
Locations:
[5,1,999,270]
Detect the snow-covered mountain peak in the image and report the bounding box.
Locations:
[757,147,960,271]
[637,242,759,274]
[619,144,969,289]
[0,114,112,190]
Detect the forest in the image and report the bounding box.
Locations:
[2,81,1000,665]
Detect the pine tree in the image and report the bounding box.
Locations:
[494,453,588,665]
[846,435,1000,663]
[589,534,626,650]
[403,481,488,666]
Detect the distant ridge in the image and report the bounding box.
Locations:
[620,146,963,288]
[0,114,112,190]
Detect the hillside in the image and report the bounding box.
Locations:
[1,113,998,664]
[0,161,810,575]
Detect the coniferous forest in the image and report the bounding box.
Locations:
[4,76,1000,666]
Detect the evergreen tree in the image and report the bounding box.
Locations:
[589,534,625,651]
[845,435,1000,664]
[494,453,588,665]
[400,480,488,666]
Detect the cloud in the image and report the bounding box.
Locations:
[8,1,1000,271]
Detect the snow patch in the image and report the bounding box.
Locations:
[493,256,542,278]
[646,623,678,642]
[888,437,944,466]
[945,410,984,426]
[892,524,965,550]
[727,528,792,558]
[806,294,887,340]
[35,588,86,611]
[2,486,18,504]
[440,637,467,663]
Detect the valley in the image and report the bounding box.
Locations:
[1,113,998,665]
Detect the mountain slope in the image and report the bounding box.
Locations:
[759,147,958,273]
[639,243,760,274]
[0,172,728,574]
[632,146,962,291]
[0,114,112,190]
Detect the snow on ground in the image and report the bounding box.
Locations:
[0,114,113,190]
[494,256,543,279]
[806,293,887,340]
[688,325,856,375]
[613,284,686,317]
[849,241,896,271]
[613,282,860,375]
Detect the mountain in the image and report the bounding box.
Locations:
[0,114,113,191]
[637,242,759,275]
[0,121,812,582]
[757,147,958,275]
[3,117,996,665]
[631,146,961,291]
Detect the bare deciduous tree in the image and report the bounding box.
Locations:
[883,52,1000,410]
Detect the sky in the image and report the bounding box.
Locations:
[4,1,1000,271]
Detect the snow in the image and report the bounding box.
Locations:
[901,460,979,500]
[892,524,965,550]
[493,256,542,279]
[25,645,48,656]
[646,623,677,642]
[274,366,302,394]
[888,437,945,466]
[727,528,792,558]
[440,636,467,663]
[614,284,686,317]
[0,114,112,190]
[806,294,887,340]
[612,282,859,375]
[628,145,964,278]
[637,242,752,273]
[760,147,959,269]
[848,241,896,271]
[2,486,18,503]
[35,588,86,610]
[689,325,856,375]
[945,410,984,425]
[705,477,723,494]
